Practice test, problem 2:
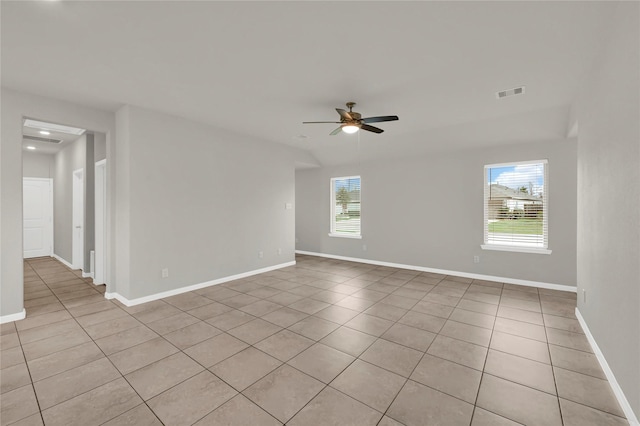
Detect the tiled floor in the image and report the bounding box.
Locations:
[0,255,628,425]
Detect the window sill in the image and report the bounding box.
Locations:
[329,233,362,239]
[481,244,552,255]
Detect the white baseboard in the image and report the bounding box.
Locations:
[575,308,639,425]
[82,271,93,279]
[52,253,74,270]
[295,250,576,292]
[0,309,26,324]
[105,260,296,307]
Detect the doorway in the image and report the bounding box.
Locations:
[23,178,53,258]
[72,168,84,270]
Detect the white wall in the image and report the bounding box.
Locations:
[53,135,86,265]
[576,2,639,419]
[22,151,55,178]
[296,139,577,287]
[114,105,296,300]
[0,88,115,319]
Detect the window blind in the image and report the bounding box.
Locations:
[484,160,548,249]
[330,176,361,236]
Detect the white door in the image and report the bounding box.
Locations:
[94,160,106,284]
[23,178,53,258]
[72,168,84,270]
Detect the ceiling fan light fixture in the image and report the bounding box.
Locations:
[342,124,359,134]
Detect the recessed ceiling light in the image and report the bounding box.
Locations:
[26,146,36,150]
[39,130,50,135]
[24,119,86,136]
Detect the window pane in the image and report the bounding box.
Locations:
[484,162,547,248]
[332,176,361,236]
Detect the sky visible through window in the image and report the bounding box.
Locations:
[488,163,544,196]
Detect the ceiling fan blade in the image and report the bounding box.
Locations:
[303,121,341,124]
[330,127,343,136]
[360,124,384,134]
[336,108,353,121]
[362,115,399,124]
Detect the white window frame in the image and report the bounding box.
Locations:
[481,160,551,254]
[329,175,362,239]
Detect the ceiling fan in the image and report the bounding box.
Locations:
[303,102,399,135]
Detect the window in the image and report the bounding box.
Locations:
[330,176,361,238]
[482,160,550,254]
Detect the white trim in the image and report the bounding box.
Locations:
[485,158,548,168]
[105,261,296,307]
[0,309,26,324]
[52,253,74,270]
[82,271,93,278]
[295,250,576,292]
[481,244,552,255]
[575,308,639,426]
[328,233,362,239]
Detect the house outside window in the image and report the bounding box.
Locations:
[482,160,550,254]
[330,176,361,238]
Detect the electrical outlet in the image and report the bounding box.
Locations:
[583,289,587,303]
[161,268,169,278]
[277,248,282,255]
[473,255,480,264]
[259,251,264,259]
[362,244,367,251]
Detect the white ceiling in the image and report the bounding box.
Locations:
[22,122,84,155]
[1,1,617,166]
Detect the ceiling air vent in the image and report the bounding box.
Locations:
[23,135,63,144]
[496,86,525,99]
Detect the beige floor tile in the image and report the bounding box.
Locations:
[0,346,25,369]
[388,380,474,426]
[18,318,81,345]
[541,299,576,318]
[427,335,488,370]
[27,341,104,382]
[490,331,550,364]
[288,316,340,340]
[319,326,377,357]
[463,291,501,305]
[194,394,281,426]
[125,352,204,400]
[381,323,436,352]
[331,359,406,412]
[83,314,142,340]
[227,318,282,345]
[267,291,304,306]
[411,300,455,318]
[352,289,389,302]
[288,298,330,315]
[255,330,315,361]
[549,344,605,379]
[109,337,179,375]
[546,328,592,352]
[164,292,214,311]
[15,310,72,332]
[287,343,355,384]
[411,354,482,403]
[22,328,91,361]
[146,312,200,335]
[345,313,395,337]
[559,398,628,426]
[398,311,446,333]
[497,305,544,325]
[75,307,128,327]
[494,317,547,342]
[186,301,233,320]
[210,347,281,391]
[485,349,556,394]
[440,320,492,347]
[261,307,308,328]
[378,415,405,426]
[380,294,418,309]
[147,370,237,425]
[502,289,540,302]
[102,404,163,426]
[0,384,40,424]
[457,300,500,316]
[314,305,360,324]
[205,309,257,331]
[239,300,283,317]
[132,303,183,324]
[184,333,248,367]
[34,357,121,409]
[360,339,422,377]
[163,321,222,350]
[471,408,521,425]
[1,361,31,395]
[553,367,624,417]
[95,325,159,355]
[10,412,44,426]
[449,308,495,329]
[476,374,562,426]
[41,378,142,426]
[500,297,542,313]
[334,295,376,311]
[243,365,324,423]
[288,386,382,426]
[544,314,583,333]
